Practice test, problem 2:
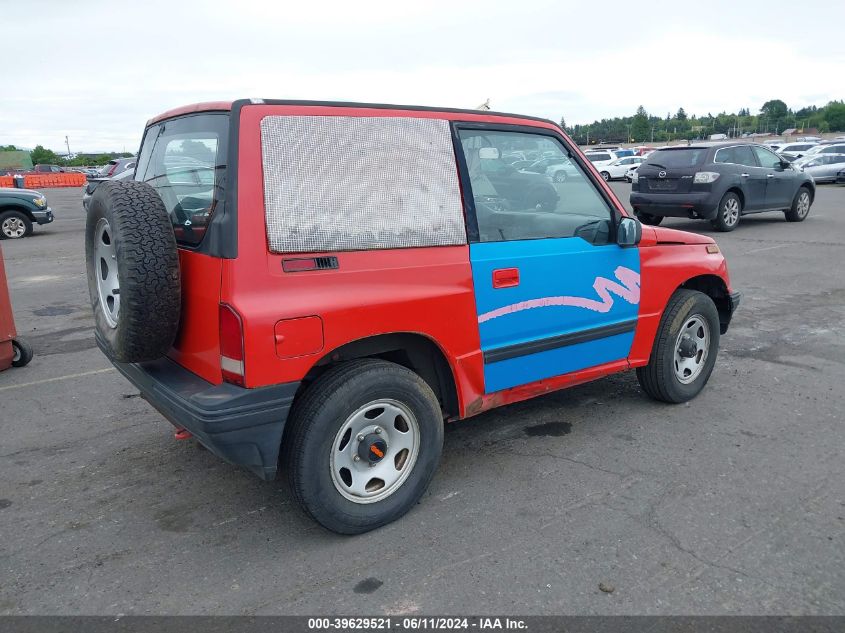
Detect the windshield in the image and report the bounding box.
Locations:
[135,113,228,247]
[645,148,708,168]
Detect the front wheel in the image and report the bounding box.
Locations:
[636,289,720,403]
[600,171,611,181]
[553,171,567,183]
[710,192,741,232]
[635,211,663,226]
[0,211,33,239]
[784,187,811,222]
[284,359,444,534]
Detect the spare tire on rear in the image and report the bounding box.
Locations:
[85,180,181,363]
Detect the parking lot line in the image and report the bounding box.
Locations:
[0,367,115,392]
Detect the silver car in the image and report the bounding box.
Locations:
[794,154,845,183]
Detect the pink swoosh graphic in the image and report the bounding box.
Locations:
[478,266,640,324]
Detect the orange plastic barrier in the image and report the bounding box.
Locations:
[23,173,87,188]
[0,176,13,188]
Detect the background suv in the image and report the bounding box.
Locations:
[630,143,815,231]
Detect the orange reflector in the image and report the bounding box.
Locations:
[706,244,720,254]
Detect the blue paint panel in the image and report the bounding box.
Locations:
[484,332,635,392]
[469,237,640,394]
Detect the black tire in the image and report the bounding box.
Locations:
[600,171,611,181]
[284,359,444,534]
[11,338,34,367]
[636,289,720,404]
[784,186,811,222]
[635,211,663,226]
[85,180,181,363]
[553,171,567,183]
[0,210,33,239]
[710,191,742,232]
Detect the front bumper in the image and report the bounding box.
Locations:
[100,336,298,480]
[31,207,53,225]
[630,191,717,219]
[720,291,742,333]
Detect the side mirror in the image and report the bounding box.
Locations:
[779,160,791,169]
[617,216,641,246]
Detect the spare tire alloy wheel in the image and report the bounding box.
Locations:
[93,218,119,328]
[85,180,181,363]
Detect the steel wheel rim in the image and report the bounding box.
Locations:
[673,314,710,384]
[330,399,420,504]
[797,191,810,218]
[94,218,120,328]
[2,217,26,238]
[723,198,740,226]
[12,344,21,362]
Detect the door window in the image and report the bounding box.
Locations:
[457,129,614,245]
[714,145,756,166]
[752,146,782,169]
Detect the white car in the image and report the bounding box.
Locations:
[804,143,845,157]
[624,165,640,182]
[583,151,616,175]
[776,142,818,161]
[593,156,644,181]
[793,153,845,183]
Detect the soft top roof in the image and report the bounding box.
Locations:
[146,99,559,129]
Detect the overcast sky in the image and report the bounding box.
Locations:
[2,0,843,152]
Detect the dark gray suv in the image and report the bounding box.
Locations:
[630,143,815,231]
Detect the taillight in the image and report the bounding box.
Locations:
[219,304,245,386]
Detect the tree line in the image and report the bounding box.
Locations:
[562,99,845,145]
[0,144,133,167]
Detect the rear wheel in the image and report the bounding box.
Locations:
[635,211,663,226]
[284,359,444,534]
[636,289,720,403]
[0,211,32,239]
[600,171,610,181]
[784,186,811,222]
[710,192,741,232]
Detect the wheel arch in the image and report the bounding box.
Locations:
[725,186,745,210]
[0,204,36,221]
[296,332,460,420]
[679,274,732,334]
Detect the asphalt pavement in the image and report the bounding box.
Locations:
[1,184,843,615]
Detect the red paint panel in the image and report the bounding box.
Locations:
[168,251,223,383]
[147,101,233,126]
[274,316,324,359]
[629,242,732,367]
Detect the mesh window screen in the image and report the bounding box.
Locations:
[260,116,467,253]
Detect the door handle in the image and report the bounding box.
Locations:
[766,174,774,178]
[740,173,750,178]
[492,268,520,289]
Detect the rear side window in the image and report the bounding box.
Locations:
[713,146,756,167]
[646,148,707,168]
[586,153,611,162]
[260,116,466,253]
[135,113,228,246]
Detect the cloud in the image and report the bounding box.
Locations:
[1,0,842,151]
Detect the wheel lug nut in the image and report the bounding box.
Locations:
[357,434,365,441]
[353,455,360,462]
[375,427,382,434]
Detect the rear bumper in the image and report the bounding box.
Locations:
[100,337,298,480]
[630,191,718,218]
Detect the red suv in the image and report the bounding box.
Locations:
[85,99,740,534]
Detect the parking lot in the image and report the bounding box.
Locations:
[1,183,843,615]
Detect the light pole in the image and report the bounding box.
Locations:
[65,135,72,160]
